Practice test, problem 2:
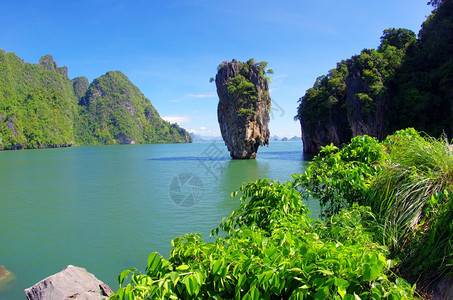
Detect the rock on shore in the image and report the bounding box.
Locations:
[24,265,113,300]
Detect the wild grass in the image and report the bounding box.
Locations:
[366,128,453,281]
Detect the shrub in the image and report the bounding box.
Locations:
[110,179,415,299]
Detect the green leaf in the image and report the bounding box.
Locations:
[211,260,223,275]
[169,271,179,284]
[147,252,162,275]
[289,267,303,273]
[176,264,190,271]
[249,286,260,300]
[237,273,246,288]
[314,286,329,299]
[118,268,135,286]
[361,263,382,281]
[185,275,197,296]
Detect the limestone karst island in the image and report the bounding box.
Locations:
[0,52,192,151]
[216,59,272,159]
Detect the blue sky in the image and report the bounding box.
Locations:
[0,0,434,138]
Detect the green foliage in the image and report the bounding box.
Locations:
[0,50,191,150]
[293,135,386,216]
[388,1,453,137]
[369,130,453,282]
[401,190,453,282]
[0,50,77,149]
[111,178,416,299]
[428,0,443,8]
[71,76,89,99]
[378,28,417,51]
[222,59,272,119]
[227,74,257,103]
[294,128,453,285]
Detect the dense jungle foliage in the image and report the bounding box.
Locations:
[295,0,453,144]
[0,51,191,150]
[112,128,453,299]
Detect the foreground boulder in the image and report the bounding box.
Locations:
[24,265,113,300]
[216,59,271,159]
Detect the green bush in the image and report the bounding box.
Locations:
[293,135,386,216]
[110,179,415,299]
[293,128,453,286]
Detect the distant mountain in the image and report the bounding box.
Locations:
[269,135,301,142]
[0,50,191,150]
[189,133,223,143]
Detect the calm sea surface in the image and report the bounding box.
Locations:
[0,141,317,298]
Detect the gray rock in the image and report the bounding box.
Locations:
[216,59,271,159]
[24,265,113,300]
[431,276,453,300]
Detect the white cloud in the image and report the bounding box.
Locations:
[162,115,190,124]
[188,126,221,137]
[186,93,216,99]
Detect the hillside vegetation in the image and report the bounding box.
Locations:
[0,51,191,150]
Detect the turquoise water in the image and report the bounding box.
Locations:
[0,141,316,298]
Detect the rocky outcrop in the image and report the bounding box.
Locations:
[298,2,453,152]
[216,59,271,159]
[38,54,68,77]
[6,115,17,138]
[297,49,392,154]
[300,99,351,154]
[345,54,390,140]
[0,265,15,292]
[24,265,113,300]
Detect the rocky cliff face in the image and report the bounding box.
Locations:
[300,103,351,154]
[345,55,390,140]
[297,47,399,153]
[298,3,453,153]
[216,59,271,159]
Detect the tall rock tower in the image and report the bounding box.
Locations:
[216,59,271,159]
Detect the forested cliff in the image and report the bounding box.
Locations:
[0,51,191,150]
[296,0,453,153]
